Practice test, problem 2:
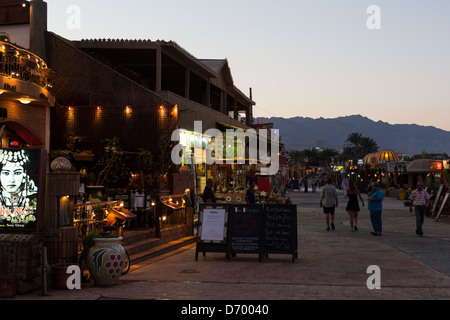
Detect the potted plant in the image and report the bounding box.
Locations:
[49,149,72,160]
[73,150,95,162]
[95,137,129,187]
[81,232,127,286]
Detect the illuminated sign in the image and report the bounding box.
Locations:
[0,149,42,229]
[430,161,443,171]
[9,140,19,147]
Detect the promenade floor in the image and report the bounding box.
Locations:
[9,189,450,303]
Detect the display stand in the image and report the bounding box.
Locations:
[228,205,263,262]
[195,204,298,263]
[263,204,298,262]
[431,184,444,216]
[435,192,450,222]
[195,204,229,261]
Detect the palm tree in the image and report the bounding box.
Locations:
[345,132,363,148]
[359,136,378,155]
[320,148,339,168]
[302,148,319,165]
[343,132,378,162]
[287,150,304,178]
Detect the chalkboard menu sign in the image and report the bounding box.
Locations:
[263,204,298,262]
[195,204,298,262]
[228,205,263,260]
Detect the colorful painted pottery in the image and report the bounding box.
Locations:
[87,237,126,286]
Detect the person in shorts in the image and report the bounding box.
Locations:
[320,178,338,230]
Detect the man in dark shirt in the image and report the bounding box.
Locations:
[203,178,217,203]
[245,181,256,204]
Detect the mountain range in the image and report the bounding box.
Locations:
[255,115,450,155]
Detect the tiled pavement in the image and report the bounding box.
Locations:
[9,189,450,301]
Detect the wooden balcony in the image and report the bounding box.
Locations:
[0,40,54,106]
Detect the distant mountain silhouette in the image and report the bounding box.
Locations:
[255,115,450,155]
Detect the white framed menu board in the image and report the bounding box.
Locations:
[199,207,227,243]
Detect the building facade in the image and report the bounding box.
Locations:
[46,21,262,193]
[0,0,53,151]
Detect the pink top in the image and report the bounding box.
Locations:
[409,189,431,206]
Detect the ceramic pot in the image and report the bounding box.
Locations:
[87,237,126,286]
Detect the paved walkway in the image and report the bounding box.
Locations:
[8,189,450,301]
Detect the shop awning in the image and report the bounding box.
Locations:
[406,159,440,173]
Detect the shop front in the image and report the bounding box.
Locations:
[0,31,62,295]
[175,125,288,205]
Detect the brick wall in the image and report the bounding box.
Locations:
[45,32,175,156]
[0,100,47,147]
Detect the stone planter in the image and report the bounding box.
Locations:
[73,153,94,161]
[87,237,126,286]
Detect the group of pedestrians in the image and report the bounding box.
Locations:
[203,176,432,237]
[319,178,431,236]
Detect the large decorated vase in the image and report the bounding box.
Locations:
[87,237,126,286]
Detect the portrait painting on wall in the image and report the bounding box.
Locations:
[0,149,40,229]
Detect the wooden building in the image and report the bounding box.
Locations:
[46,30,259,192]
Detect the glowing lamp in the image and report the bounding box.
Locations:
[50,157,72,172]
[19,98,31,104]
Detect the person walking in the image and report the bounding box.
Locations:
[367,181,384,236]
[341,176,349,197]
[345,181,364,231]
[320,178,338,231]
[409,182,431,236]
[245,181,256,204]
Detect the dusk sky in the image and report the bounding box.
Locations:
[46,0,450,131]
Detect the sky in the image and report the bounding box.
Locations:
[45,0,450,131]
